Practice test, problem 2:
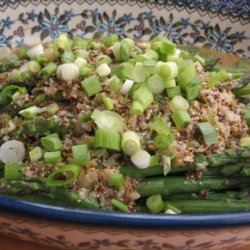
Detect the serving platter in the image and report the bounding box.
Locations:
[0,1,250,249]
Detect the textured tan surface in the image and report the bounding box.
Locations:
[1,234,250,250]
[0,235,59,250]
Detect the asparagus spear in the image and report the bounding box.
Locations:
[0,179,100,209]
[164,199,250,213]
[137,176,250,197]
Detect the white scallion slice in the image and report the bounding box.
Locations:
[131,149,151,169]
[122,131,140,156]
[146,75,165,95]
[0,140,25,163]
[57,63,79,81]
[91,109,124,133]
[27,44,44,58]
[96,63,111,77]
[168,96,190,112]
[74,57,87,69]
[120,79,134,95]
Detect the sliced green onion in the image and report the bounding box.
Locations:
[177,61,197,88]
[168,96,189,112]
[150,155,160,166]
[171,110,191,129]
[164,204,181,214]
[91,109,124,132]
[44,47,58,62]
[185,76,201,101]
[120,79,134,95]
[133,85,154,110]
[122,131,141,156]
[144,49,159,61]
[120,40,131,62]
[46,103,59,115]
[103,34,119,47]
[44,151,62,164]
[81,76,102,97]
[146,194,164,214]
[193,55,205,66]
[217,69,229,82]
[207,72,219,88]
[72,144,90,165]
[55,34,69,49]
[146,75,165,95]
[29,146,43,162]
[154,133,174,149]
[33,54,49,65]
[27,44,44,58]
[95,55,112,67]
[156,62,178,80]
[161,39,176,54]
[162,155,172,176]
[134,62,150,83]
[94,129,121,151]
[131,101,144,115]
[165,79,176,89]
[107,75,123,93]
[41,133,63,151]
[72,38,89,49]
[19,106,43,119]
[102,97,114,110]
[167,54,182,64]
[61,51,76,63]
[122,62,135,80]
[131,149,151,169]
[4,162,23,181]
[74,57,87,69]
[111,199,128,212]
[18,47,29,60]
[46,164,81,187]
[20,71,32,82]
[57,63,79,81]
[166,86,181,98]
[0,140,25,164]
[108,172,124,189]
[28,61,41,74]
[197,122,218,146]
[10,69,22,82]
[111,42,121,61]
[79,65,93,77]
[96,63,111,78]
[41,63,57,77]
[240,137,250,148]
[74,49,89,59]
[149,117,171,134]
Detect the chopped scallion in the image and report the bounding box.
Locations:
[44,151,62,164]
[122,131,141,156]
[94,129,121,151]
[81,76,102,97]
[171,110,191,128]
[197,122,218,146]
[72,144,90,165]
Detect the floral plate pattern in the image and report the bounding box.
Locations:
[0,0,249,58]
[1,1,250,249]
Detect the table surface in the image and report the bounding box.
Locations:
[1,234,250,250]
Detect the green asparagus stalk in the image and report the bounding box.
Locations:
[164,199,250,213]
[0,180,100,209]
[137,176,250,197]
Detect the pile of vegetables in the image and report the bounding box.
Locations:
[0,33,250,214]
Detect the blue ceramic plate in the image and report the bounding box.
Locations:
[1,194,250,228]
